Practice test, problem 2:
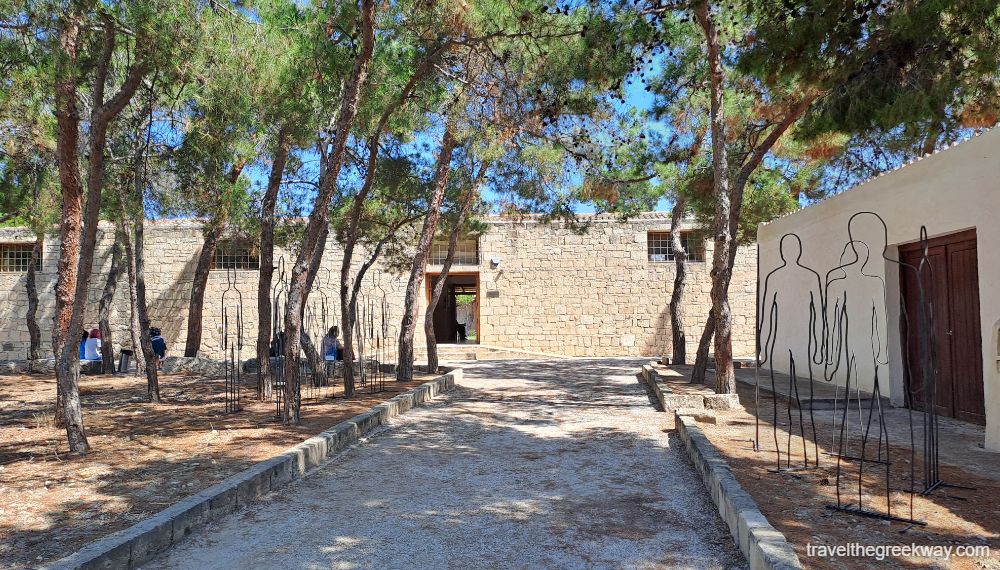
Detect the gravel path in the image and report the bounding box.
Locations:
[143,358,745,569]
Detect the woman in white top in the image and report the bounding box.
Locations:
[84,328,103,360]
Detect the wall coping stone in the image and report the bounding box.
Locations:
[45,369,461,570]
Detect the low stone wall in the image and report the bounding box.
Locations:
[46,368,461,570]
[0,359,54,375]
[676,413,802,570]
[639,363,742,412]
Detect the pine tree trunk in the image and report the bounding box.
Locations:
[283,0,375,424]
[695,2,736,394]
[185,215,225,357]
[343,257,369,397]
[98,231,125,373]
[692,232,745,384]
[26,234,43,361]
[121,223,146,377]
[340,274,356,397]
[398,124,457,381]
[692,309,715,383]
[52,12,142,443]
[300,331,323,388]
[668,198,688,365]
[133,219,160,401]
[424,291,441,374]
[50,12,148,450]
[424,187,477,373]
[257,131,289,398]
[50,10,88,450]
[302,223,328,391]
[340,282,361,398]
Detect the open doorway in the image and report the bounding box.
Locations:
[426,273,479,344]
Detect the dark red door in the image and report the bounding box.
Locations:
[899,229,984,425]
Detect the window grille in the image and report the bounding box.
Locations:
[212,240,259,270]
[647,231,705,262]
[430,237,479,265]
[0,243,39,273]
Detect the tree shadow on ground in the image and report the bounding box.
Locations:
[0,369,437,569]
[693,376,1000,570]
[146,358,746,570]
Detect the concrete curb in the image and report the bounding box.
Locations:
[47,369,461,570]
[675,412,803,570]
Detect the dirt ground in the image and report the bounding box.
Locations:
[695,380,1000,570]
[0,369,436,569]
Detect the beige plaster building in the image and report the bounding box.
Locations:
[757,128,1000,451]
[0,212,758,364]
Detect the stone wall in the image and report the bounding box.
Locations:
[466,214,757,358]
[0,213,757,361]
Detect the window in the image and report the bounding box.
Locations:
[430,236,479,265]
[647,231,705,262]
[212,240,259,270]
[0,243,39,273]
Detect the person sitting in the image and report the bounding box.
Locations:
[83,328,102,361]
[79,330,89,360]
[150,327,167,370]
[321,326,344,361]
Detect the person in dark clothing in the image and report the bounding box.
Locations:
[269,331,287,357]
[150,327,167,369]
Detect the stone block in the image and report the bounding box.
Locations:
[161,356,226,377]
[65,537,131,570]
[394,393,414,414]
[208,485,237,517]
[169,496,212,541]
[128,515,174,565]
[332,421,360,452]
[704,393,743,411]
[235,461,277,507]
[296,436,328,469]
[352,410,380,434]
[750,524,802,570]
[675,408,717,424]
[640,364,655,384]
[662,394,705,411]
[737,509,771,557]
[269,456,297,488]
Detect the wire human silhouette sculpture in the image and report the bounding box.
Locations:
[269,256,289,418]
[752,211,975,526]
[220,265,244,414]
[757,233,823,471]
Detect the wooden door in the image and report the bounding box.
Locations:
[946,239,985,423]
[899,229,984,424]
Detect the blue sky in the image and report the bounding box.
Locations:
[243,64,673,217]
